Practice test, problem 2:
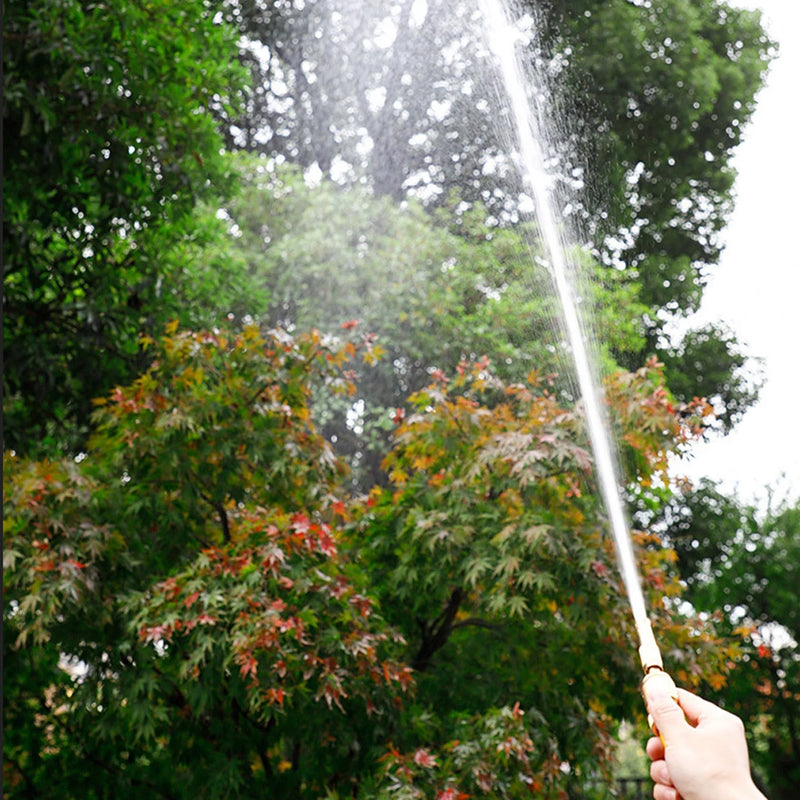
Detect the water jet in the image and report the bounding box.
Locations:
[478,0,674,695]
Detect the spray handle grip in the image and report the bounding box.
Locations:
[641,668,679,739]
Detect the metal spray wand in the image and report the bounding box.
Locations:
[637,617,679,735]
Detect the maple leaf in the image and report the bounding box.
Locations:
[238,652,258,679]
[413,748,437,768]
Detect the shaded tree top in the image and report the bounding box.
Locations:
[223,0,772,307]
[218,0,772,439]
[2,0,250,453]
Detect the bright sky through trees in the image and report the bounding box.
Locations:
[678,0,800,504]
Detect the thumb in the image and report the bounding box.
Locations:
[646,687,690,744]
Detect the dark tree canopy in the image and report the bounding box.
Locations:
[2,0,254,454]
[218,0,772,426]
[4,0,772,453]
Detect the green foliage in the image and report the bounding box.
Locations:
[543,0,772,271]
[223,0,771,271]
[3,1,779,796]
[365,705,557,800]
[660,322,762,432]
[4,327,736,798]
[218,0,771,423]
[225,158,647,487]
[536,0,772,419]
[3,327,410,799]
[654,482,800,798]
[349,359,735,796]
[2,0,255,454]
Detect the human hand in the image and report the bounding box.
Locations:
[643,684,767,800]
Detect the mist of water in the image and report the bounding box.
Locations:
[478,0,651,632]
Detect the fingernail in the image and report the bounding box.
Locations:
[646,688,669,704]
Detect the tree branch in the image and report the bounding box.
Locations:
[214,500,231,543]
[412,586,464,672]
[188,468,231,543]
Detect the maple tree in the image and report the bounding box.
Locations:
[350,358,733,797]
[223,158,647,489]
[3,326,410,798]
[4,326,737,798]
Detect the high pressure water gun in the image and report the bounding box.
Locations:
[635,618,770,800]
[637,618,679,736]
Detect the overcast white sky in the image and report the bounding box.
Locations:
[674,0,800,507]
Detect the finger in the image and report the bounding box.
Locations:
[650,759,672,787]
[646,736,665,761]
[653,784,679,800]
[646,687,691,743]
[675,688,717,727]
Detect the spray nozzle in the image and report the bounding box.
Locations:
[636,617,664,675]
[636,617,679,737]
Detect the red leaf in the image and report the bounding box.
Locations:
[316,525,337,557]
[413,748,437,768]
[591,561,608,578]
[239,653,258,679]
[140,624,173,644]
[349,593,372,618]
[265,687,285,706]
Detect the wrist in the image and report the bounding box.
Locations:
[732,781,767,800]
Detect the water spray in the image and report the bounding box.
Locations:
[478,0,678,719]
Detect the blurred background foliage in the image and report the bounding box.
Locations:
[4,0,796,797]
